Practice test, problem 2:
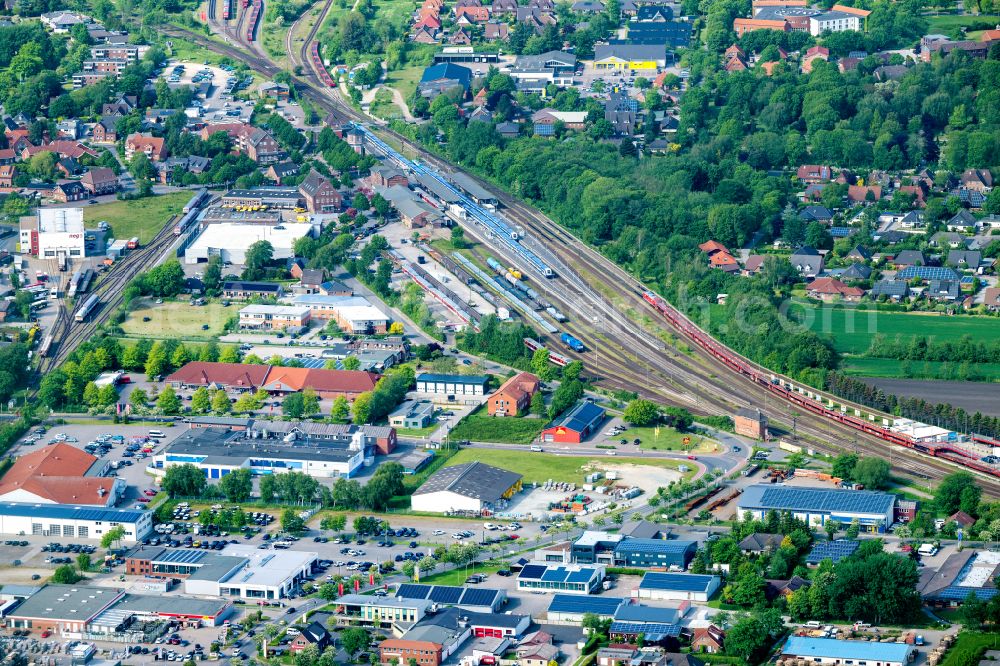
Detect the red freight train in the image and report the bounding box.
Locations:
[639,288,1000,478]
[310,42,336,87]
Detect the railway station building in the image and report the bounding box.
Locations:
[737,485,896,533]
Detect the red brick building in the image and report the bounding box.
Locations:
[487,372,540,416]
[298,169,342,213]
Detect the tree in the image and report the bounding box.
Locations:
[220,468,253,502]
[76,553,92,572]
[853,457,891,489]
[162,463,207,498]
[280,508,306,534]
[623,398,660,426]
[242,240,274,281]
[100,525,127,549]
[451,225,466,248]
[283,392,305,418]
[51,564,84,584]
[936,472,978,515]
[157,386,181,414]
[831,453,858,480]
[191,387,211,414]
[724,609,784,662]
[530,391,546,416]
[341,628,371,655]
[301,388,320,416]
[212,389,232,414]
[260,475,276,503]
[129,388,150,412]
[343,356,361,371]
[322,514,347,532]
[331,396,350,422]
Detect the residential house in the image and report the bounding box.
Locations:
[289,622,331,653]
[298,169,342,214]
[898,210,926,229]
[847,185,881,203]
[635,4,673,19]
[738,533,784,555]
[260,82,291,100]
[926,279,960,301]
[984,287,1000,312]
[949,511,975,529]
[449,27,474,43]
[492,0,518,11]
[125,133,167,161]
[56,157,83,178]
[766,576,811,600]
[891,250,925,268]
[0,164,15,188]
[930,232,966,249]
[487,371,540,416]
[199,123,284,164]
[799,205,833,222]
[515,7,557,32]
[870,280,909,301]
[80,167,118,196]
[455,4,491,21]
[961,168,993,193]
[789,246,824,277]
[265,162,300,185]
[947,250,981,269]
[801,45,829,73]
[840,263,871,281]
[691,626,726,654]
[484,21,510,39]
[806,277,864,302]
[573,0,605,10]
[51,181,89,203]
[846,245,871,261]
[222,281,284,300]
[743,255,766,276]
[947,210,978,233]
[734,18,791,36]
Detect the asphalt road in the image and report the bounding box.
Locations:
[862,377,1000,418]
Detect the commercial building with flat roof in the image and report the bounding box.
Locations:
[388,400,435,429]
[289,294,390,334]
[393,583,506,614]
[128,544,317,600]
[410,462,522,514]
[613,539,697,570]
[636,573,721,602]
[334,594,433,627]
[7,585,125,634]
[0,503,152,542]
[20,208,86,258]
[153,427,367,479]
[238,304,311,330]
[415,373,490,397]
[184,223,311,265]
[546,594,625,623]
[516,563,605,594]
[781,637,914,666]
[737,485,897,533]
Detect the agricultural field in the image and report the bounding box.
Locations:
[121,299,234,339]
[83,192,192,244]
[926,14,1000,37]
[793,304,1000,354]
[443,448,692,484]
[841,357,1000,381]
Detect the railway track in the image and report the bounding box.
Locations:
[37,224,179,374]
[168,24,1000,493]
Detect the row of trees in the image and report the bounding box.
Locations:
[866,333,1000,364]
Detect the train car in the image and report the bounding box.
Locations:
[37,332,54,358]
[183,188,209,214]
[560,332,585,353]
[246,3,260,41]
[74,294,99,323]
[174,209,199,236]
[546,306,567,322]
[127,237,139,250]
[310,42,337,87]
[486,257,503,274]
[548,351,569,367]
[222,0,231,19]
[57,255,68,272]
[508,267,522,280]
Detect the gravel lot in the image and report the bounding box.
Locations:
[861,377,1000,417]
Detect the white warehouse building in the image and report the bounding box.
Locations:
[0,503,153,543]
[20,208,87,258]
[184,223,312,265]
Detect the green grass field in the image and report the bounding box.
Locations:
[926,14,1000,37]
[83,192,192,244]
[792,304,1000,354]
[619,426,719,453]
[121,299,233,339]
[443,448,690,484]
[383,65,425,101]
[416,564,503,586]
[841,357,1000,381]
[448,409,548,444]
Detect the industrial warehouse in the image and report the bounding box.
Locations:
[409,462,523,514]
[736,485,898,533]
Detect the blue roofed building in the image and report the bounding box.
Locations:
[418,63,473,99]
[781,637,915,666]
[546,594,625,622]
[737,485,897,533]
[613,539,697,570]
[542,401,606,443]
[0,502,152,543]
[921,549,1000,607]
[636,572,721,602]
[517,562,605,594]
[896,266,961,282]
[805,539,860,565]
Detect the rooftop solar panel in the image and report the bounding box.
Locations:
[806,540,860,563]
[928,586,998,601]
[639,573,718,592]
[460,588,500,608]
[396,584,431,600]
[519,564,547,580]
[897,266,961,281]
[610,622,682,637]
[548,594,624,616]
[566,569,596,583]
[430,586,463,604]
[541,568,570,582]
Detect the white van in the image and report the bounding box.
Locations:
[148,430,165,439]
[530,446,543,452]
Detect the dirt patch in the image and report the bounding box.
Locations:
[583,462,683,495]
